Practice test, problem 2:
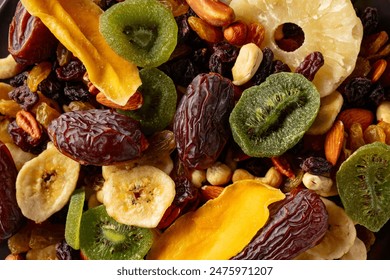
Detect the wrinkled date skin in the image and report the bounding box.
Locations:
[8,1,58,65]
[48,109,148,165]
[0,141,24,242]
[173,73,235,169]
[232,188,328,260]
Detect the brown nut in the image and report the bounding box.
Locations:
[15,110,42,140]
[324,120,345,165]
[245,22,266,47]
[186,0,235,27]
[223,21,248,46]
[188,16,223,43]
[96,91,143,110]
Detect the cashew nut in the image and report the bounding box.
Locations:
[232,43,263,86]
[0,54,26,80]
[302,172,338,197]
[206,161,232,185]
[376,101,390,123]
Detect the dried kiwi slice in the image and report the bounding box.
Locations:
[119,68,177,135]
[229,72,320,157]
[79,205,154,260]
[99,0,178,68]
[336,142,390,232]
[65,188,86,250]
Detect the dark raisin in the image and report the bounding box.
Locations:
[160,58,200,87]
[295,52,324,81]
[37,73,65,103]
[9,71,28,87]
[369,83,388,106]
[252,47,274,85]
[56,240,80,260]
[48,109,148,165]
[343,77,372,108]
[360,7,379,35]
[301,156,333,175]
[208,42,238,79]
[272,60,291,74]
[8,120,47,154]
[8,85,39,110]
[55,59,86,81]
[173,73,235,169]
[63,82,90,102]
[232,188,328,260]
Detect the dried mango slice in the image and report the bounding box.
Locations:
[20,0,141,106]
[147,180,285,260]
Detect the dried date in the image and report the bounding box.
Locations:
[0,141,24,242]
[173,73,235,169]
[8,2,57,65]
[232,188,328,260]
[47,109,148,165]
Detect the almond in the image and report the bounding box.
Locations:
[200,185,224,201]
[96,91,143,110]
[325,120,345,165]
[337,108,374,131]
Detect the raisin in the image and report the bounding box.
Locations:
[9,71,28,87]
[360,7,379,35]
[343,77,372,108]
[56,239,80,260]
[0,141,24,241]
[8,2,57,65]
[173,73,235,169]
[55,59,86,81]
[208,42,239,79]
[272,60,291,74]
[63,82,90,102]
[232,188,328,260]
[252,47,274,85]
[8,85,39,111]
[301,156,333,175]
[295,52,324,81]
[37,74,65,103]
[47,109,148,165]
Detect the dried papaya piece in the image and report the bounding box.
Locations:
[147,180,285,260]
[20,0,141,106]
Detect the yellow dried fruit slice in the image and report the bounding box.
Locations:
[20,0,141,106]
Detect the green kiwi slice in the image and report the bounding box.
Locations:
[119,68,177,135]
[229,72,320,157]
[336,142,390,232]
[79,205,154,260]
[99,0,178,68]
[65,188,86,250]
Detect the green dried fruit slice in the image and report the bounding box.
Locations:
[99,0,178,68]
[65,188,85,250]
[229,72,320,157]
[336,142,390,232]
[79,205,154,260]
[119,68,177,135]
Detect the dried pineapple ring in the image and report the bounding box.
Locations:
[229,0,363,97]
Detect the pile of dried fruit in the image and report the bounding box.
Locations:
[1,0,390,260]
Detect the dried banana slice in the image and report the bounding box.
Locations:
[301,197,356,259]
[102,165,175,228]
[16,143,80,223]
[340,237,367,260]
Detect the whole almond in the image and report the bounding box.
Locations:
[337,108,374,131]
[200,185,224,200]
[325,120,345,165]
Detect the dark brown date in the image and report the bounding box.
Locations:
[48,109,148,165]
[232,188,328,260]
[0,141,24,242]
[173,73,235,169]
[8,2,58,65]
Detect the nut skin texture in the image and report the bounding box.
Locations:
[224,21,248,46]
[0,141,24,242]
[186,0,235,27]
[173,73,235,170]
[188,16,223,43]
[48,109,148,165]
[96,91,143,110]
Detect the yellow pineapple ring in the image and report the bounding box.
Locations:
[229,0,363,97]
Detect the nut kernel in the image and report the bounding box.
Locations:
[223,21,248,46]
[16,110,42,140]
[186,0,235,27]
[232,43,263,86]
[206,161,232,185]
[188,16,223,43]
[96,91,143,110]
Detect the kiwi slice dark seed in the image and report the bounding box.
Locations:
[99,0,178,68]
[119,68,177,135]
[229,72,320,157]
[79,205,154,260]
[336,142,390,232]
